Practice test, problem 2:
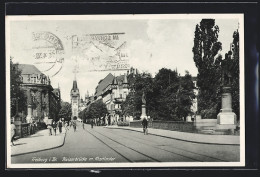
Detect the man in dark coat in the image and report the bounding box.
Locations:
[91,119,94,129]
[142,118,148,135]
[58,119,63,134]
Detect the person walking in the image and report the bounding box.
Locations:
[91,119,94,129]
[52,121,57,136]
[65,121,69,131]
[82,121,85,130]
[58,119,63,134]
[142,117,148,135]
[47,121,53,136]
[11,120,16,146]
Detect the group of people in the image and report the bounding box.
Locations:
[70,118,78,132]
[47,119,66,136]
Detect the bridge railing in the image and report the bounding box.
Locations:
[130,120,196,133]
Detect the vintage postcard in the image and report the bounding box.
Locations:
[6,14,244,168]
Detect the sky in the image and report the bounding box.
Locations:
[8,15,240,102]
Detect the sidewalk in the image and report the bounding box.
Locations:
[104,126,240,145]
[11,128,66,156]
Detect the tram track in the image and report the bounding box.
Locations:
[100,127,229,162]
[84,128,133,162]
[85,128,161,162]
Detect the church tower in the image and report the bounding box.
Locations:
[70,78,80,120]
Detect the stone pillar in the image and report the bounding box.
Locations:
[141,104,147,120]
[216,86,237,130]
[26,90,33,123]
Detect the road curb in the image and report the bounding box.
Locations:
[104,127,240,146]
[11,130,67,157]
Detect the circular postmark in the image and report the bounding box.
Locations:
[32,31,65,77]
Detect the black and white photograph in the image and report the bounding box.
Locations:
[6,14,244,168]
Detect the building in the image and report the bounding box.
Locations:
[17,64,61,123]
[79,91,91,112]
[94,73,129,123]
[70,78,80,119]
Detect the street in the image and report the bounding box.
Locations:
[12,122,239,163]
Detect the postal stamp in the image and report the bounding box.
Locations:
[32,31,65,77]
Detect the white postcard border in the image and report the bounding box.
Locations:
[6,14,245,168]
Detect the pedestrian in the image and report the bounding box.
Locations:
[65,121,69,131]
[47,121,53,136]
[82,121,85,130]
[91,119,94,129]
[52,121,57,136]
[142,117,148,135]
[11,120,16,146]
[58,119,63,134]
[73,120,77,132]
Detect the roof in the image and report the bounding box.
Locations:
[123,74,128,83]
[116,75,124,83]
[95,73,126,97]
[18,64,42,75]
[72,80,78,91]
[112,76,118,85]
[52,88,60,97]
[95,73,114,97]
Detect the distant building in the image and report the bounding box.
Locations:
[70,78,80,120]
[17,64,61,123]
[79,91,91,112]
[94,73,129,123]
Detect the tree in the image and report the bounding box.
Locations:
[10,57,27,118]
[230,30,240,120]
[58,101,72,121]
[121,72,155,119]
[84,99,108,121]
[153,68,180,120]
[192,19,223,118]
[175,71,196,121]
[121,68,195,121]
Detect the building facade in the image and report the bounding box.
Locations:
[18,64,61,123]
[94,73,129,123]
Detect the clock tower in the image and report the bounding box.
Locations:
[70,78,80,120]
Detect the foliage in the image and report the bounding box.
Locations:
[10,57,27,117]
[153,68,180,120]
[230,30,240,120]
[192,19,223,118]
[121,72,155,119]
[58,101,72,121]
[121,68,195,121]
[176,71,196,120]
[83,99,108,122]
[78,110,84,120]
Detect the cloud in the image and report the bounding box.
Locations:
[129,20,198,77]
